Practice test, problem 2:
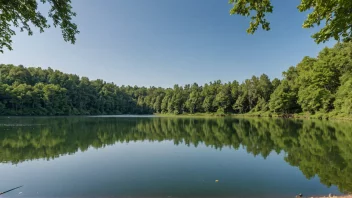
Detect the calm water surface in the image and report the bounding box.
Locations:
[0,116,351,198]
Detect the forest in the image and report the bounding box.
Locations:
[0,42,351,116]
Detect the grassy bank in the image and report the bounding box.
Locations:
[239,111,352,121]
[154,112,224,118]
[155,112,352,121]
[311,196,352,198]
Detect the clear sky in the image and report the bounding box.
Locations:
[1,0,335,88]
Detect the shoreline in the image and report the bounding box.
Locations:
[154,112,352,121]
[1,112,351,121]
[311,196,352,198]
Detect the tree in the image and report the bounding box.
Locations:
[213,83,232,113]
[271,78,280,90]
[161,89,172,113]
[258,74,273,102]
[233,86,249,113]
[43,84,68,115]
[298,85,332,113]
[153,95,163,113]
[229,0,352,43]
[202,83,218,113]
[334,73,352,115]
[269,66,301,114]
[0,0,79,53]
[269,80,299,114]
[230,80,240,101]
[185,83,203,113]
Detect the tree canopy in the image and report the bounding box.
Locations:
[229,0,352,43]
[0,0,79,53]
[0,42,351,116]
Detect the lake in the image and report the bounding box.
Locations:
[0,116,351,198]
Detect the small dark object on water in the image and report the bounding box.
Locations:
[296,193,303,198]
[0,186,23,195]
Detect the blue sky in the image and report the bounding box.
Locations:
[1,0,335,87]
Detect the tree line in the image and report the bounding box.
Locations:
[0,117,351,192]
[0,65,153,115]
[0,42,351,116]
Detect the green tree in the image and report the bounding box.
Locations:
[233,82,248,113]
[0,0,79,53]
[229,0,352,43]
[269,80,299,114]
[295,46,347,113]
[298,85,332,113]
[185,83,203,113]
[43,84,68,115]
[334,73,352,115]
[201,82,219,113]
[213,83,231,113]
[258,74,272,101]
[161,89,172,113]
[153,95,163,113]
[230,80,240,102]
[271,78,280,90]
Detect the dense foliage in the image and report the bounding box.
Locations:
[229,0,352,43]
[0,42,351,116]
[0,65,153,115]
[0,117,351,192]
[0,0,78,53]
